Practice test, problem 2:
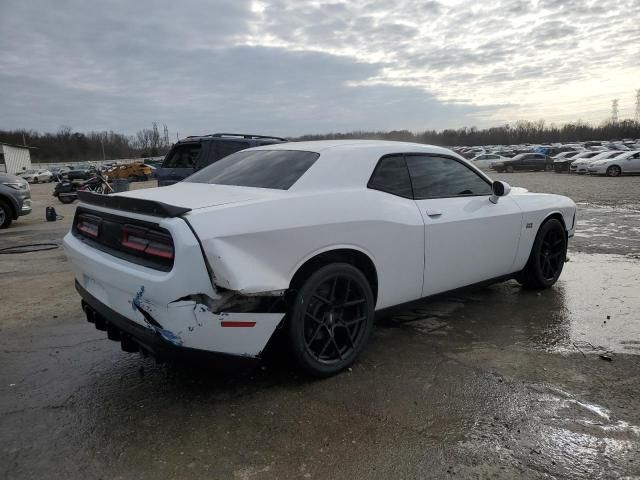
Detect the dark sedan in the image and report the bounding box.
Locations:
[492,153,553,173]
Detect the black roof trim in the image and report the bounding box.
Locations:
[183,133,287,142]
[77,191,191,217]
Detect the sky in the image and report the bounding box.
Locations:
[1,0,639,137]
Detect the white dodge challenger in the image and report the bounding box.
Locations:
[64,140,576,376]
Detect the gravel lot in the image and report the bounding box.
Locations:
[1,173,639,479]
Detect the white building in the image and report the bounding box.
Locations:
[0,143,33,175]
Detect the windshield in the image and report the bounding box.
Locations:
[162,143,202,168]
[186,150,319,190]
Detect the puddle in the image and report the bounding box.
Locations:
[390,253,640,356]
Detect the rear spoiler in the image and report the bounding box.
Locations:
[77,191,191,218]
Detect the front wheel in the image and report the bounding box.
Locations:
[0,200,12,229]
[518,218,566,289]
[545,164,553,172]
[606,165,621,177]
[505,165,514,173]
[287,263,375,377]
[59,195,75,204]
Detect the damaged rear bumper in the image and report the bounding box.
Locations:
[77,280,269,371]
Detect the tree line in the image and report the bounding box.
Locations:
[1,119,639,164]
[0,123,172,164]
[295,119,640,146]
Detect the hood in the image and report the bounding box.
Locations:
[114,182,282,210]
[509,186,529,194]
[0,173,28,183]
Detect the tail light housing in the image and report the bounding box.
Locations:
[122,225,174,260]
[76,213,101,238]
[73,207,175,271]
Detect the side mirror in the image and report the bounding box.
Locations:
[490,180,511,204]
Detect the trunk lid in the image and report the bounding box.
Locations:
[115,182,278,211]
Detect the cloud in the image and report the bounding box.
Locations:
[0,0,638,134]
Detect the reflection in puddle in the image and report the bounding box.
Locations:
[391,253,640,356]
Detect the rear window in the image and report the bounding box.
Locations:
[186,150,319,190]
[162,143,202,168]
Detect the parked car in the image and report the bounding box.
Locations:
[491,153,553,172]
[67,165,96,181]
[64,141,576,376]
[106,162,153,181]
[155,133,287,186]
[50,167,70,181]
[570,150,626,174]
[551,151,582,172]
[587,151,640,176]
[554,150,604,173]
[19,169,53,183]
[469,153,509,169]
[0,173,32,228]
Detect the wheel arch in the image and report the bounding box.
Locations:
[288,247,379,302]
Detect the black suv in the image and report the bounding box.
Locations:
[155,133,287,186]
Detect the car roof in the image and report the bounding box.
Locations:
[248,140,475,192]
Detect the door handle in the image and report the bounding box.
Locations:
[426,209,442,217]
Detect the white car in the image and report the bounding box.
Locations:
[63,141,576,376]
[469,153,508,169]
[20,169,53,183]
[587,150,640,176]
[570,150,627,174]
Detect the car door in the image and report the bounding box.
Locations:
[624,152,640,172]
[405,154,523,296]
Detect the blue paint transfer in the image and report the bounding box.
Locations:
[132,285,145,311]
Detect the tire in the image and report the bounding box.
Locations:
[0,199,13,228]
[59,195,75,204]
[545,164,553,172]
[33,177,39,184]
[606,165,621,177]
[518,218,567,289]
[505,165,514,173]
[287,263,375,377]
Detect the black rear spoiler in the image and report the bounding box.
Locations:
[77,191,191,218]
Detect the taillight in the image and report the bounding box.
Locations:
[76,214,101,238]
[121,225,174,260]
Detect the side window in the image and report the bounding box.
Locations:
[405,155,492,199]
[214,141,248,161]
[367,155,413,198]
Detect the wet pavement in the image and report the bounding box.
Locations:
[1,174,640,479]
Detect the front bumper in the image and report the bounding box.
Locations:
[77,281,259,372]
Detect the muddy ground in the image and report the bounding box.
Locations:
[1,173,639,479]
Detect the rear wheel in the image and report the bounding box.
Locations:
[545,164,553,172]
[606,165,621,177]
[33,177,39,184]
[0,200,13,229]
[287,263,375,377]
[518,218,566,289]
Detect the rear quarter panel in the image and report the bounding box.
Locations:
[186,189,425,309]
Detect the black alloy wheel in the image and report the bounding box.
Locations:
[288,263,374,376]
[518,218,567,289]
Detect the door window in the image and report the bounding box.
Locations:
[405,155,492,199]
[367,155,413,198]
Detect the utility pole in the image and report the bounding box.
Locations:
[635,89,640,122]
[100,136,106,161]
[611,99,619,123]
[21,132,26,146]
